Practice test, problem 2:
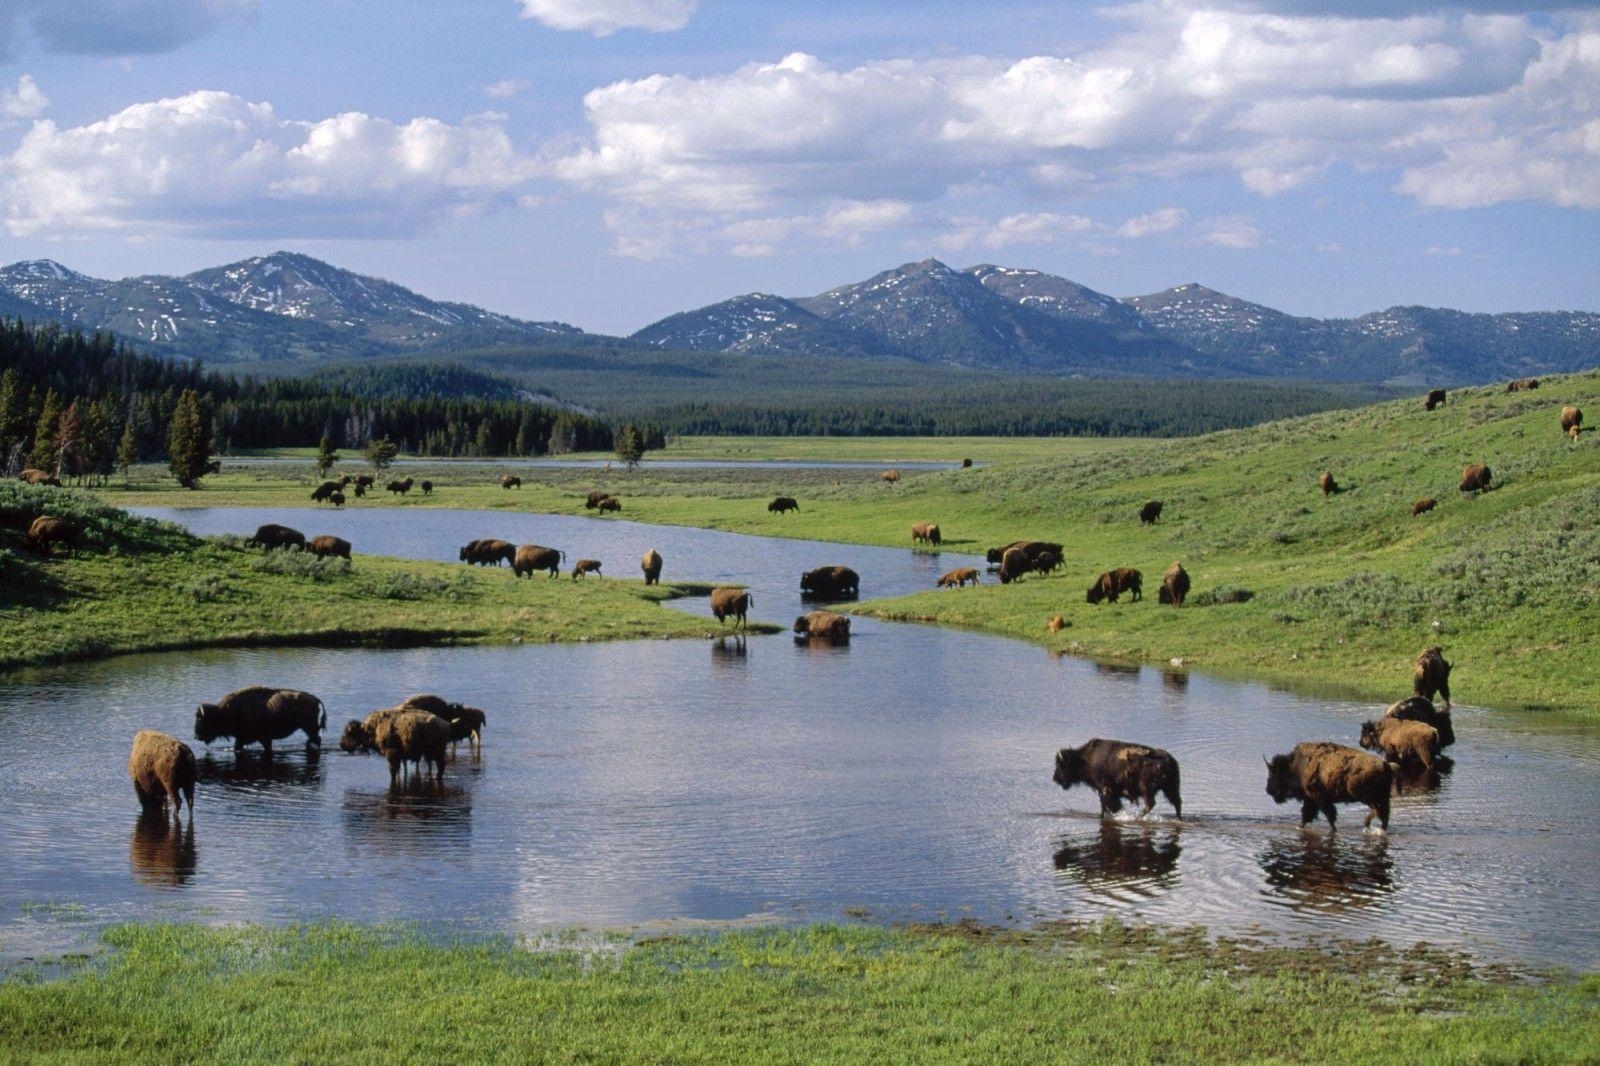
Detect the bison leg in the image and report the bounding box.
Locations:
[1300,800,1319,826]
[261,739,273,760]
[1364,798,1390,832]
[1163,784,1182,820]
[1098,788,1124,816]
[1319,801,1339,830]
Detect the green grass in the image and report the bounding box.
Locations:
[0,483,773,673]
[1,920,1593,1063]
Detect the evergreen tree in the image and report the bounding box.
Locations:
[362,434,399,471]
[54,400,83,482]
[0,368,27,474]
[614,422,646,469]
[116,418,139,481]
[168,388,213,489]
[315,435,339,477]
[83,397,117,484]
[27,388,61,472]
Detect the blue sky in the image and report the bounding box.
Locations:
[0,0,1595,334]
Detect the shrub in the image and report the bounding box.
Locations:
[1191,586,1255,606]
[180,574,230,603]
[369,572,470,601]
[252,550,350,583]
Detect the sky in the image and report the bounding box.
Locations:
[0,0,1595,335]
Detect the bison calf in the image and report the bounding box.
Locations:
[936,566,979,588]
[1265,741,1397,831]
[1360,717,1440,774]
[1054,739,1182,819]
[1412,498,1437,517]
[129,731,196,818]
[571,558,603,579]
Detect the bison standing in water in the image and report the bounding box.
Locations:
[1139,500,1163,525]
[640,549,663,585]
[1383,695,1456,748]
[1158,561,1190,606]
[129,731,196,817]
[1360,717,1440,774]
[1265,742,1398,831]
[1053,739,1182,819]
[1413,646,1453,709]
[768,496,800,514]
[1459,463,1492,495]
[936,566,980,588]
[400,693,487,750]
[710,588,753,631]
[1425,389,1447,411]
[794,610,850,641]
[195,686,325,756]
[800,565,859,598]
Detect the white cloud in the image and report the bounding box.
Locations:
[1118,206,1186,237]
[0,0,255,59]
[1,75,47,122]
[484,78,528,100]
[517,0,696,36]
[2,91,539,238]
[1200,215,1264,248]
[1426,244,1464,255]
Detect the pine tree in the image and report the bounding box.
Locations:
[168,388,213,489]
[0,369,28,474]
[27,388,62,473]
[362,434,399,471]
[614,423,646,469]
[116,418,139,481]
[315,435,339,477]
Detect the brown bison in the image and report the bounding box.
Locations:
[911,522,942,547]
[1087,567,1142,604]
[794,610,850,640]
[420,480,433,496]
[998,547,1030,585]
[1054,739,1182,819]
[248,523,305,551]
[512,543,563,577]
[461,538,517,567]
[597,496,622,513]
[308,534,351,560]
[584,490,610,509]
[571,558,603,579]
[195,686,325,756]
[19,468,62,487]
[339,707,409,754]
[1425,389,1447,411]
[800,565,859,598]
[400,694,486,749]
[881,469,901,485]
[501,475,522,490]
[1031,550,1062,576]
[328,491,345,508]
[386,477,414,495]
[768,496,800,514]
[1265,741,1398,831]
[22,515,80,555]
[986,540,1063,567]
[1139,500,1163,525]
[1047,614,1066,634]
[1412,497,1437,516]
[641,548,663,585]
[129,731,197,818]
[353,474,375,491]
[710,587,753,631]
[1561,406,1583,440]
[1413,647,1453,710]
[375,710,452,784]
[1506,377,1539,392]
[1383,694,1455,747]
[352,482,367,498]
[1158,561,1189,607]
[1459,463,1492,494]
[1360,717,1440,774]
[1318,471,1340,497]
[311,480,342,502]
[936,566,980,588]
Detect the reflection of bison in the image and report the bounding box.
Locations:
[1561,406,1583,440]
[461,538,517,567]
[308,535,351,560]
[1360,717,1439,774]
[936,566,979,588]
[640,549,663,585]
[768,496,800,514]
[911,522,942,547]
[129,730,197,817]
[1425,389,1447,411]
[1053,738,1182,819]
[1265,741,1397,831]
[800,565,859,598]
[512,543,563,577]
[387,477,414,495]
[1318,471,1340,497]
[1158,561,1189,606]
[19,468,62,487]
[584,491,610,509]
[501,475,522,490]
[794,610,850,640]
[1383,695,1455,747]
[1412,646,1453,710]
[571,558,603,579]
[1412,497,1437,517]
[196,686,325,756]
[1506,378,1539,392]
[23,515,80,555]
[248,523,305,551]
[1459,463,1492,494]
[1087,568,1142,604]
[710,588,753,631]
[1139,500,1163,525]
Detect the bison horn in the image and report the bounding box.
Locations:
[1262,755,1271,768]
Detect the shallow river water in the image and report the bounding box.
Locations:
[1,507,1595,966]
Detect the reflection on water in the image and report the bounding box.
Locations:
[1053,822,1182,896]
[129,813,197,888]
[341,782,473,851]
[1259,833,1393,914]
[1161,671,1190,693]
[1094,663,1143,682]
[710,636,748,668]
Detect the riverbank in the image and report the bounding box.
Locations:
[1,920,1592,1062]
[0,484,772,673]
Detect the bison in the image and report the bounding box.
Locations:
[1053,739,1182,820]
[1412,497,1438,517]
[19,468,62,487]
[195,686,325,756]
[339,707,408,754]
[641,549,663,585]
[310,480,342,503]
[1360,717,1440,774]
[961,458,973,468]
[248,523,305,551]
[513,543,563,577]
[386,477,415,495]
[375,710,452,784]
[1158,561,1189,607]
[768,496,800,514]
[584,491,610,510]
[22,515,80,555]
[1047,614,1066,634]
[1087,568,1142,604]
[462,538,517,567]
[597,496,622,513]
[400,693,486,749]
[328,491,345,508]
[1506,377,1540,392]
[936,566,980,588]
[710,587,753,631]
[1139,500,1163,525]
[571,558,603,580]
[1265,741,1398,831]
[129,730,196,818]
[420,480,433,496]
[986,541,1063,567]
[794,610,850,641]
[1425,388,1447,411]
[501,475,522,490]
[998,547,1030,585]
[1412,647,1453,710]
[911,522,942,547]
[308,534,351,560]
[1561,406,1583,440]
[1031,550,1062,576]
[800,565,859,599]
[881,470,901,485]
[1318,471,1340,497]
[352,482,368,498]
[1383,694,1455,748]
[1459,463,1492,495]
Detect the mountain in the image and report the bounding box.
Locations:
[631,292,892,358]
[0,252,588,364]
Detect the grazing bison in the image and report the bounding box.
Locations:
[1383,695,1455,748]
[328,491,345,509]
[1139,500,1163,525]
[1158,561,1190,607]
[1412,646,1453,710]
[129,731,196,818]
[794,610,850,641]
[1031,550,1062,576]
[640,548,663,585]
[420,480,433,496]
[400,694,486,749]
[800,565,859,598]
[386,477,414,495]
[308,535,351,560]
[22,515,80,555]
[1459,463,1492,495]
[195,686,325,756]
[597,496,622,513]
[1264,741,1398,831]
[1425,389,1447,411]
[571,558,603,580]
[512,543,563,577]
[19,468,62,487]
[1087,567,1142,604]
[998,547,1030,585]
[1360,717,1440,774]
[311,480,342,503]
[352,482,367,498]
[768,496,800,514]
[1412,497,1438,517]
[338,707,409,754]
[248,523,305,551]
[936,566,980,588]
[986,540,1064,567]
[1318,471,1340,497]
[710,587,753,631]
[1561,406,1583,440]
[1053,739,1182,820]
[354,474,375,492]
[501,475,522,490]
[881,470,901,485]
[460,538,516,567]
[584,491,610,509]
[911,522,942,547]
[1506,378,1540,392]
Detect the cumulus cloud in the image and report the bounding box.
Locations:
[2,91,539,238]
[1200,215,1264,248]
[0,0,255,59]
[517,0,696,36]
[1118,206,1187,237]
[1,75,47,122]
[484,78,528,100]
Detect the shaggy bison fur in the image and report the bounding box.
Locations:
[1319,471,1340,497]
[512,543,562,577]
[195,686,326,756]
[1412,497,1438,516]
[793,610,850,640]
[1413,646,1453,710]
[400,693,486,748]
[23,515,80,555]
[1459,463,1492,494]
[311,480,342,502]
[571,558,603,579]
[1054,738,1182,819]
[328,491,345,508]
[386,477,414,495]
[19,468,62,487]
[460,538,516,567]
[881,470,900,485]
[1425,389,1447,411]
[501,475,522,489]
[800,565,859,598]
[998,547,1030,585]
[1383,695,1456,747]
[1031,550,1062,576]
[248,523,305,551]
[584,491,610,509]
[936,566,980,588]
[129,730,197,817]
[308,534,351,560]
[1087,567,1142,604]
[985,541,1063,567]
[1158,561,1190,607]
[1360,717,1440,774]
[1047,614,1066,633]
[1265,741,1398,831]
[710,587,753,631]
[641,549,663,585]
[421,480,433,496]
[597,496,622,512]
[1561,406,1583,439]
[1139,500,1163,525]
[911,521,942,547]
[376,710,452,784]
[768,496,800,514]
